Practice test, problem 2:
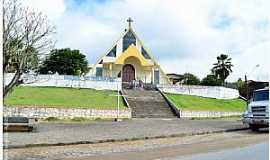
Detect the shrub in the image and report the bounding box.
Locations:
[45,117,60,121]
[182,73,200,85]
[71,117,89,122]
[200,74,222,86]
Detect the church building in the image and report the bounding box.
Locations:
[89,18,170,85]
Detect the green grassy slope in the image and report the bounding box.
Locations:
[4,86,126,109]
[166,93,246,112]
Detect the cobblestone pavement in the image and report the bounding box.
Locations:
[4,118,247,148]
[4,130,268,160]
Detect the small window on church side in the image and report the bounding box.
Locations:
[123,30,136,52]
[106,46,116,57]
[96,67,103,77]
[141,47,151,59]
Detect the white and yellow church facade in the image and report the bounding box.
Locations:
[88,18,170,85]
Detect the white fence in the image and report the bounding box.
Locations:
[158,84,239,99]
[4,73,121,91]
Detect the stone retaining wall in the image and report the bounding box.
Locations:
[180,110,242,118]
[4,107,132,119]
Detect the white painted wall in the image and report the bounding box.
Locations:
[116,37,123,57]
[4,73,121,91]
[158,84,240,99]
[136,39,142,53]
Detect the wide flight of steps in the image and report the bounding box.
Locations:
[123,89,176,118]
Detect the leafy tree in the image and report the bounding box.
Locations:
[39,48,88,75]
[211,54,233,85]
[3,0,55,97]
[182,73,200,85]
[200,74,222,86]
[236,78,248,99]
[236,78,245,89]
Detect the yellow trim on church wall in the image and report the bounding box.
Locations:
[130,28,171,84]
[115,44,152,66]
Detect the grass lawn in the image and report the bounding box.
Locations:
[166,93,246,112]
[4,86,126,109]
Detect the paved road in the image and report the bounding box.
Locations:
[4,118,247,148]
[4,130,268,160]
[168,141,268,160]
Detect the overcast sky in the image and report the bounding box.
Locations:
[25,0,269,82]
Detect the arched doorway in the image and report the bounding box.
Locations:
[122,64,135,82]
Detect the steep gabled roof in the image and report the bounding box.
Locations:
[93,21,170,82]
[128,28,170,82]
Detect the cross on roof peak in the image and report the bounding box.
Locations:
[127,17,133,28]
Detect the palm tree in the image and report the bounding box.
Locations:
[211,54,233,85]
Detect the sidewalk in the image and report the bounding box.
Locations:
[4,118,248,148]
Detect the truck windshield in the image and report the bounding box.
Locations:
[253,89,269,101]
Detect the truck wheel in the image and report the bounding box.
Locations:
[249,124,260,131]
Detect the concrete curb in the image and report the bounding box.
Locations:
[157,88,180,117]
[4,126,249,149]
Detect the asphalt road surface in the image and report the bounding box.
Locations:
[4,129,268,160]
[4,119,247,148]
[167,141,268,160]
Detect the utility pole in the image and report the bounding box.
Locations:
[245,74,248,103]
[117,82,120,119]
[115,79,122,122]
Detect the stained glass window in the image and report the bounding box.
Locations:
[106,46,116,57]
[141,47,151,59]
[123,30,136,52]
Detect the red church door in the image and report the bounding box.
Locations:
[122,64,135,82]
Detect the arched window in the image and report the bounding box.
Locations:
[123,30,136,52]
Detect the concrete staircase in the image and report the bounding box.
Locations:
[123,89,176,118]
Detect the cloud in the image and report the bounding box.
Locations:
[24,0,66,20]
[55,11,117,63]
[230,40,270,82]
[24,0,270,82]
